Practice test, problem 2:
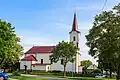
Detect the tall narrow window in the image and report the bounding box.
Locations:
[41,59,43,64]
[73,36,75,41]
[77,42,79,47]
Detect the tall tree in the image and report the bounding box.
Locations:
[50,41,79,77]
[0,19,23,70]
[86,3,120,80]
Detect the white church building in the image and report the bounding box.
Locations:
[20,12,82,73]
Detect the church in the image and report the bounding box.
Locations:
[20,12,82,73]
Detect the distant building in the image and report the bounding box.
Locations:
[20,12,82,73]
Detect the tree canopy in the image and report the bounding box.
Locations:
[85,3,120,80]
[0,19,23,71]
[50,41,79,77]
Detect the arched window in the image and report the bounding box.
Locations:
[73,36,75,41]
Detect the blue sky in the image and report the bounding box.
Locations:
[0,0,120,64]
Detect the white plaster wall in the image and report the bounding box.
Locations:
[51,61,63,71]
[36,53,52,63]
[21,52,81,72]
[25,53,52,64]
[70,31,79,43]
[20,61,31,70]
[69,31,81,73]
[66,62,76,72]
[32,65,46,71]
[51,61,76,72]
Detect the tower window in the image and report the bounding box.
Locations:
[41,59,43,64]
[77,42,79,47]
[73,36,75,41]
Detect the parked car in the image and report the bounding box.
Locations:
[0,71,8,80]
[95,74,106,78]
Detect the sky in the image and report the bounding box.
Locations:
[0,0,120,64]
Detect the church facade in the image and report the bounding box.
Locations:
[20,12,82,73]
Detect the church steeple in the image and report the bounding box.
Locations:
[70,12,80,33]
[72,12,78,31]
[69,11,81,73]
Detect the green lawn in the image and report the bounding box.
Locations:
[9,75,48,80]
[9,75,116,80]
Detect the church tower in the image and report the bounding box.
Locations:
[69,12,82,73]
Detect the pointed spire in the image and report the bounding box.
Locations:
[72,12,78,31]
[69,11,80,34]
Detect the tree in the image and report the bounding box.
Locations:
[85,3,120,80]
[0,19,23,71]
[81,60,92,68]
[50,41,79,77]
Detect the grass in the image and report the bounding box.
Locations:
[9,75,116,80]
[9,75,48,80]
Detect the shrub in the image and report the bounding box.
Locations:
[51,70,62,73]
[92,69,102,74]
[12,71,21,76]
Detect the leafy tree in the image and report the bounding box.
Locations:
[86,3,120,80]
[81,60,92,68]
[50,41,79,77]
[0,19,23,70]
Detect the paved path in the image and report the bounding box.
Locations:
[21,74,73,80]
[9,78,18,80]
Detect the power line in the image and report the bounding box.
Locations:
[101,0,107,11]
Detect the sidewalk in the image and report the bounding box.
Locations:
[9,78,18,80]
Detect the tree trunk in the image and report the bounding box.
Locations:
[116,69,120,80]
[63,64,66,77]
[116,64,120,80]
[110,69,112,78]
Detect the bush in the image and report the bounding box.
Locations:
[12,71,21,76]
[51,70,62,73]
[92,69,102,74]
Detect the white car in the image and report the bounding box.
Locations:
[95,74,106,78]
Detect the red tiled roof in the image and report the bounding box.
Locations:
[25,46,55,54]
[21,55,37,61]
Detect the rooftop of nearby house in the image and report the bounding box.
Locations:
[21,55,37,61]
[25,46,55,54]
[87,64,98,70]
